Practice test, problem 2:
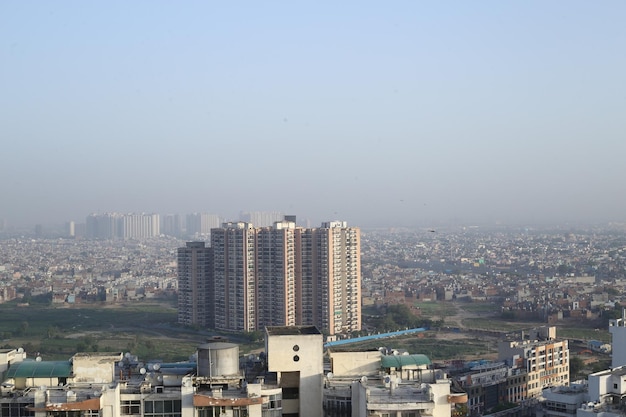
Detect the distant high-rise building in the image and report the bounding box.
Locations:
[86,213,160,239]
[211,222,258,332]
[65,221,75,237]
[257,220,297,328]
[120,213,159,239]
[177,242,214,328]
[161,214,183,237]
[297,221,361,334]
[186,213,221,236]
[239,211,284,227]
[86,213,120,239]
[211,219,360,335]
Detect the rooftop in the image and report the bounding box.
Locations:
[265,326,321,336]
[381,354,432,369]
[6,360,72,379]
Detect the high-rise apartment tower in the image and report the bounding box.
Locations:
[178,219,361,335]
[177,242,214,328]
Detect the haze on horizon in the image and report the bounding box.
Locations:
[1,2,625,230]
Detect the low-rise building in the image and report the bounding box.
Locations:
[498,326,570,398]
[324,350,464,417]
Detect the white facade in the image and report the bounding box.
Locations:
[538,384,589,417]
[609,309,626,368]
[266,326,324,417]
[324,350,459,417]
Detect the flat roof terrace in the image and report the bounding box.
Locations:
[265,326,321,336]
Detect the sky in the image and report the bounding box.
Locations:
[1,1,625,229]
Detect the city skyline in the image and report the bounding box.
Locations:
[2,2,625,229]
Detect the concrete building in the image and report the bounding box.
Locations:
[323,349,462,417]
[0,329,323,417]
[498,326,570,398]
[161,214,183,237]
[177,242,213,328]
[266,326,324,417]
[186,213,221,236]
[257,221,297,328]
[536,384,589,417]
[120,213,160,239]
[454,361,528,415]
[609,309,626,368]
[211,222,258,332]
[240,211,285,228]
[86,213,160,240]
[206,219,361,335]
[306,221,360,334]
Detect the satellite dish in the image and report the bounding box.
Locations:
[157,375,163,382]
[36,356,42,362]
[327,372,334,379]
[384,376,391,384]
[17,348,24,353]
[140,368,146,375]
[153,363,160,371]
[360,376,368,383]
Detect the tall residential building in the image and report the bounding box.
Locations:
[211,222,257,332]
[186,213,221,236]
[257,221,297,329]
[209,219,360,335]
[120,213,160,239]
[177,242,214,328]
[86,213,121,239]
[240,211,285,227]
[86,213,160,239]
[65,221,75,237]
[161,213,183,237]
[314,221,361,334]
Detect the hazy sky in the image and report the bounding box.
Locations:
[1,1,625,228]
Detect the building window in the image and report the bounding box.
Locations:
[262,393,282,417]
[121,400,141,415]
[1,403,35,417]
[144,399,182,417]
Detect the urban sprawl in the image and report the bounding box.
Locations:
[1,213,626,417]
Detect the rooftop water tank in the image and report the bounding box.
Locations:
[197,342,239,377]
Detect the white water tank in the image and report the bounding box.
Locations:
[197,342,239,377]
